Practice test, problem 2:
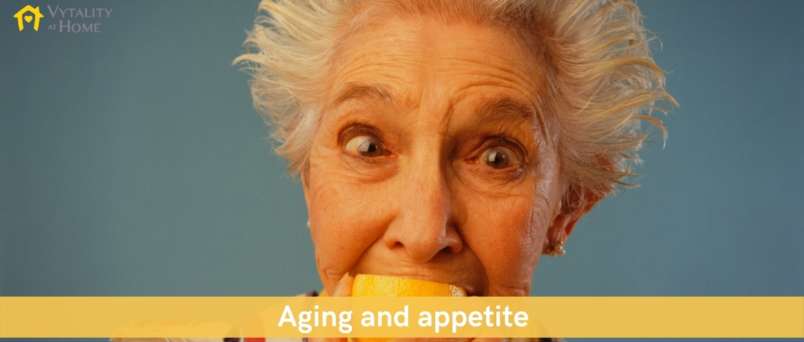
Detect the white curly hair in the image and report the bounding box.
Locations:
[235,0,676,207]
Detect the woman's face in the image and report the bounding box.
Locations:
[302,15,566,296]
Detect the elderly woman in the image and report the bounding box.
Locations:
[114,0,673,341]
[235,0,673,299]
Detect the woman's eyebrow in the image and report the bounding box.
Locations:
[466,95,547,140]
[473,96,535,123]
[329,83,540,132]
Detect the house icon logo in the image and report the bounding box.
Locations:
[13,4,44,31]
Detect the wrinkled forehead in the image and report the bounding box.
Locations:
[337,24,534,86]
[323,11,551,137]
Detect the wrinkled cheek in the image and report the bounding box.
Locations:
[308,187,359,291]
[485,235,542,296]
[470,198,551,296]
[306,166,390,293]
[310,225,353,291]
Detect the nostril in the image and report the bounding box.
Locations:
[388,240,404,250]
[386,234,460,263]
[382,213,463,262]
[437,245,460,257]
[444,239,463,255]
[443,225,464,255]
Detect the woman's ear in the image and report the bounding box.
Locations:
[547,155,616,244]
[545,185,606,245]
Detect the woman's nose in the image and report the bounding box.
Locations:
[382,156,464,263]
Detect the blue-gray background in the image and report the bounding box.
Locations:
[1,0,802,339]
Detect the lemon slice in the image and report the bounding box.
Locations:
[352,274,467,297]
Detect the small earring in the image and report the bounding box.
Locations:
[543,240,566,256]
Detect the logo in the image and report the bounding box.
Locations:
[13,4,44,31]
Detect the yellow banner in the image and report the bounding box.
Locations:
[0,297,802,338]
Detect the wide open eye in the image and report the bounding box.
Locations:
[481,146,516,169]
[344,134,386,158]
[479,143,524,171]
